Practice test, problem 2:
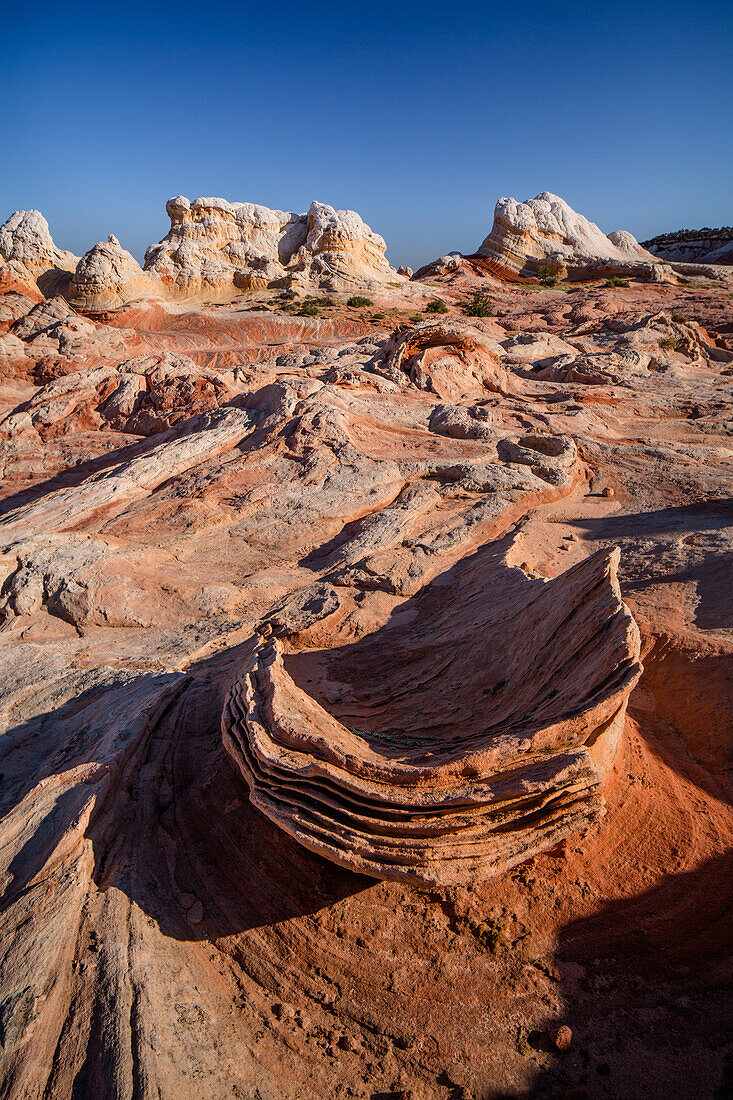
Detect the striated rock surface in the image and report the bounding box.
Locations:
[223,550,641,886]
[144,195,402,296]
[67,234,159,312]
[0,255,731,1099]
[476,192,660,278]
[0,209,78,283]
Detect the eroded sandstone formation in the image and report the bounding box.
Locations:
[0,209,78,285]
[0,243,731,1098]
[143,195,402,296]
[223,549,641,886]
[476,191,659,278]
[67,234,158,312]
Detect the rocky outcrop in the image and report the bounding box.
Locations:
[643,229,733,265]
[144,195,402,296]
[0,209,78,283]
[222,549,642,886]
[476,192,660,279]
[67,234,158,312]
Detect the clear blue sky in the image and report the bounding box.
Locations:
[3,1,732,268]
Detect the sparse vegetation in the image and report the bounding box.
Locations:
[605,276,630,288]
[463,291,493,317]
[660,334,682,350]
[409,313,424,323]
[470,917,508,953]
[425,298,449,314]
[277,289,296,300]
[536,264,558,287]
[370,312,386,321]
[347,295,372,307]
[671,311,688,323]
[297,302,320,317]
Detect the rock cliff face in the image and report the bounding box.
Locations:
[0,209,78,282]
[643,229,733,265]
[476,192,657,277]
[67,234,158,312]
[144,195,401,295]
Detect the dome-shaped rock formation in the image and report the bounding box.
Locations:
[67,234,159,312]
[476,192,657,278]
[0,209,78,282]
[144,195,402,296]
[222,548,642,886]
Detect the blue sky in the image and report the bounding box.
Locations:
[3,1,732,268]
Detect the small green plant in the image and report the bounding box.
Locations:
[298,302,320,317]
[347,295,372,307]
[425,298,449,314]
[536,264,557,286]
[463,291,493,317]
[277,289,296,301]
[605,276,630,288]
[660,334,682,351]
[409,312,424,323]
[319,297,337,307]
[370,311,386,321]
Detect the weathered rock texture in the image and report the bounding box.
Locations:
[223,550,641,886]
[143,195,401,296]
[67,234,158,312]
[0,253,731,1099]
[475,192,660,278]
[0,209,78,282]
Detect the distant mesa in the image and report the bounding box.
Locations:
[222,549,642,887]
[641,227,733,265]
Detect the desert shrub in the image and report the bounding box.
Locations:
[277,289,296,301]
[536,264,557,286]
[409,313,424,323]
[298,302,320,317]
[425,298,449,314]
[370,312,386,321]
[671,311,688,323]
[660,334,682,350]
[605,276,630,288]
[463,291,493,317]
[347,295,372,307]
[320,297,337,307]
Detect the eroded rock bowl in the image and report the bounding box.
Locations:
[222,548,642,886]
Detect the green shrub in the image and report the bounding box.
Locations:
[660,334,682,350]
[298,302,320,317]
[536,264,557,286]
[409,313,424,323]
[347,295,372,307]
[605,276,630,288]
[425,298,449,314]
[370,312,386,321]
[463,291,493,317]
[277,289,296,301]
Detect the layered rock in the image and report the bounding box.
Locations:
[476,192,659,278]
[222,549,642,886]
[144,195,401,296]
[0,209,78,282]
[67,234,158,312]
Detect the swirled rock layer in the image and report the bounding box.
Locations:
[222,548,642,886]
